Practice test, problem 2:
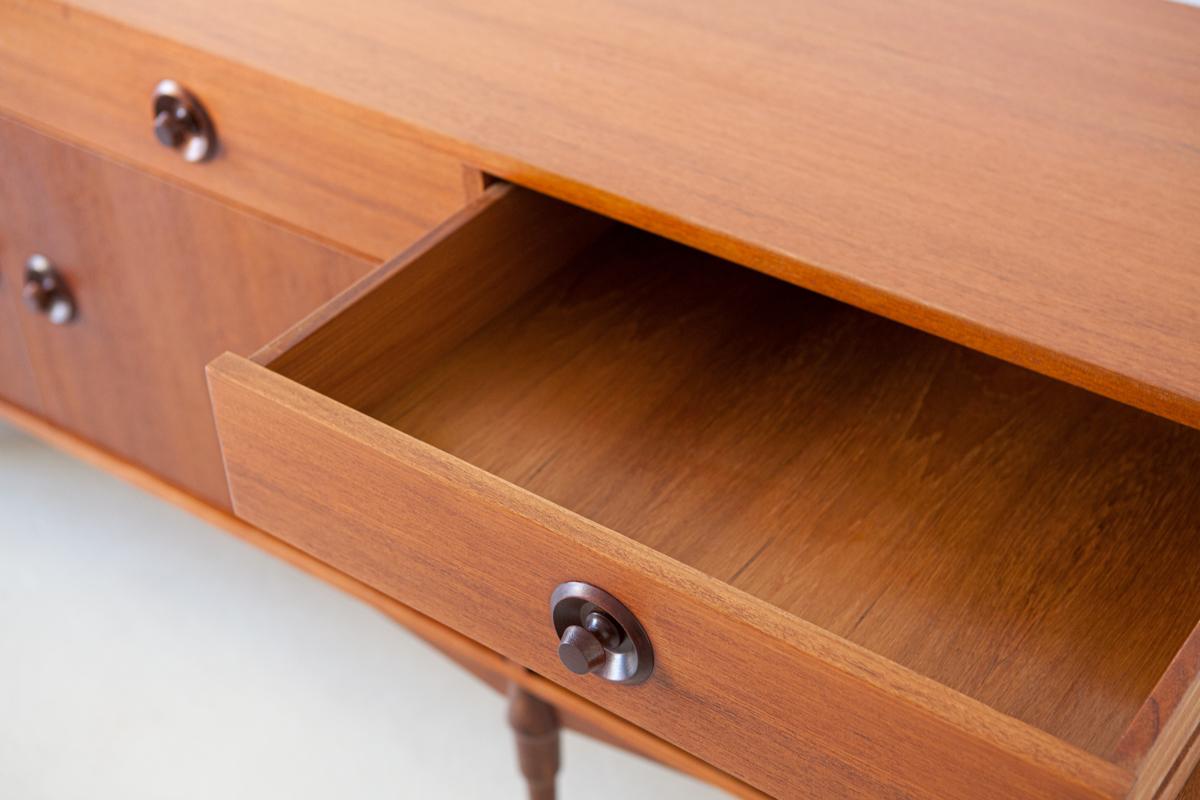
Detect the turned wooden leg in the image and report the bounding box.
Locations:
[507,681,561,800]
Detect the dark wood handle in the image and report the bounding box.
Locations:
[550,582,653,684]
[152,79,216,163]
[23,254,75,325]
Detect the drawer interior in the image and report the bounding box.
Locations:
[260,186,1200,761]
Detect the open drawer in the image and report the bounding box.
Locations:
[207,184,1200,799]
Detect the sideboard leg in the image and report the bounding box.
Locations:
[507,681,561,800]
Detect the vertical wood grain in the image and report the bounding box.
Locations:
[264,183,611,413]
[0,273,41,413]
[0,116,370,506]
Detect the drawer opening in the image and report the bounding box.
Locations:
[233,184,1200,768]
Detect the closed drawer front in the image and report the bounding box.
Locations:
[0,116,371,507]
[0,0,464,259]
[208,184,1200,799]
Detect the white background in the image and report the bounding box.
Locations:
[0,423,725,799]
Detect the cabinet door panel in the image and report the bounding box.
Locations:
[0,116,372,506]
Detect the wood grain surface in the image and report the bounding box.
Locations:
[66,0,1200,427]
[1117,619,1200,800]
[210,353,1133,800]
[259,192,1200,762]
[264,183,610,405]
[217,340,1153,799]
[0,0,465,260]
[0,117,370,506]
[370,223,1200,761]
[1175,761,1200,800]
[0,394,768,800]
[0,278,41,414]
[207,186,1152,798]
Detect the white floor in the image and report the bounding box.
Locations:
[0,423,727,799]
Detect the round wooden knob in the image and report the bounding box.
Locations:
[154,107,189,148]
[152,80,216,163]
[23,254,75,325]
[558,625,606,674]
[550,582,654,684]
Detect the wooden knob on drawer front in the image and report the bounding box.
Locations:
[152,80,217,163]
[23,254,75,325]
[550,582,654,684]
[558,625,607,674]
[557,612,622,675]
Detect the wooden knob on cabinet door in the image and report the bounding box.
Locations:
[152,79,217,163]
[23,254,75,325]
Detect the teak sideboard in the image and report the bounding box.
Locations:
[2,1,1199,797]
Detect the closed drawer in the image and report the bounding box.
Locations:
[0,116,370,507]
[208,184,1200,799]
[0,0,464,259]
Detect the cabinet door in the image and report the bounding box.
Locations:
[0,117,372,506]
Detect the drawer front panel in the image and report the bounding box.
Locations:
[205,183,1128,798]
[208,354,1125,800]
[208,189,1142,800]
[0,116,370,506]
[0,0,464,259]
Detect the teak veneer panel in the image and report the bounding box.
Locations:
[73,0,1200,427]
[0,117,370,506]
[0,0,464,260]
[0,286,40,414]
[285,217,1200,760]
[209,186,1166,799]
[262,185,612,405]
[210,354,1130,800]
[1176,761,1200,800]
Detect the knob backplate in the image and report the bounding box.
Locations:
[550,581,653,684]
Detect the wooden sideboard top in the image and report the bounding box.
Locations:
[68,0,1200,427]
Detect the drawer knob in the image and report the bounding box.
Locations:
[153,79,216,163]
[550,582,653,684]
[23,254,75,325]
